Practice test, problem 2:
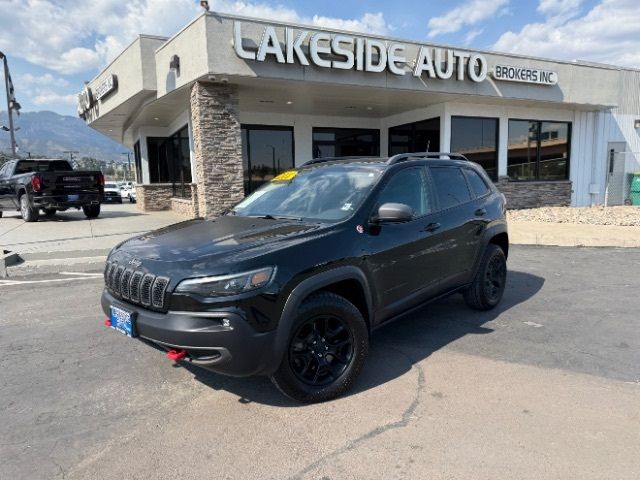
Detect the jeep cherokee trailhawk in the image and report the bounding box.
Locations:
[101,153,508,403]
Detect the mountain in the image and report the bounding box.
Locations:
[0,110,129,161]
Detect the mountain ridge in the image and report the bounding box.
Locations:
[0,110,129,162]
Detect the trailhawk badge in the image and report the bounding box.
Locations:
[128,258,142,268]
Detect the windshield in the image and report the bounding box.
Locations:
[231,163,384,222]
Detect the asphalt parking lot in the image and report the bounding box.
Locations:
[1,245,639,479]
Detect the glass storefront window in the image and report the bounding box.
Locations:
[146,125,192,197]
[389,117,440,155]
[133,141,142,183]
[508,120,571,181]
[242,125,295,195]
[451,116,499,180]
[312,128,380,158]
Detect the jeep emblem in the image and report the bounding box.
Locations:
[128,258,142,268]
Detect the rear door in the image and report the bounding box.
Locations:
[427,165,481,290]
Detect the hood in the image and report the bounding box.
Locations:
[110,215,324,268]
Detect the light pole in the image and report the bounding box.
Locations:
[121,151,131,181]
[63,150,79,164]
[0,51,21,158]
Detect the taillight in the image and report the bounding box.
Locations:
[98,173,105,189]
[31,174,42,192]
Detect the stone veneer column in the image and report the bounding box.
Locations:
[190,81,244,218]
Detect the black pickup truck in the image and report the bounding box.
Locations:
[0,159,104,222]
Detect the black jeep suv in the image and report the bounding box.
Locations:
[101,153,508,403]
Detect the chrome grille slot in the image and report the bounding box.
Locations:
[139,274,155,307]
[120,269,133,300]
[129,271,144,303]
[103,261,170,310]
[151,277,169,308]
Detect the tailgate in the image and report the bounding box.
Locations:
[43,171,100,194]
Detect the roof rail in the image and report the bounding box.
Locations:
[301,156,381,167]
[386,152,469,165]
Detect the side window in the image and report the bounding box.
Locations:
[464,168,490,198]
[0,164,6,179]
[430,166,472,210]
[375,167,431,217]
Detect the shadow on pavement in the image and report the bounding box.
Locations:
[180,270,545,406]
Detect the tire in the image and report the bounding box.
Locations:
[118,198,123,204]
[43,208,56,217]
[271,291,369,403]
[82,203,101,219]
[0,211,3,218]
[464,243,507,310]
[20,195,39,222]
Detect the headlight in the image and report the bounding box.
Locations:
[174,267,275,297]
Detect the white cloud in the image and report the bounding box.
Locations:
[19,73,70,89]
[464,28,484,45]
[494,0,640,68]
[0,0,392,76]
[537,0,583,23]
[427,0,509,37]
[32,91,77,107]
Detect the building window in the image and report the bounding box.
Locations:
[146,125,192,197]
[133,141,142,183]
[508,120,571,181]
[242,125,295,195]
[451,116,498,180]
[389,117,440,155]
[312,128,380,158]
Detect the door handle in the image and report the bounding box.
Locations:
[424,222,441,233]
[475,208,487,217]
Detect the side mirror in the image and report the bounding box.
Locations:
[376,202,414,223]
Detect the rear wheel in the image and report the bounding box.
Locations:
[43,208,56,217]
[464,243,507,310]
[0,211,3,218]
[82,203,100,219]
[271,292,368,403]
[20,195,39,222]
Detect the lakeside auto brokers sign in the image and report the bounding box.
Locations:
[77,74,118,119]
[233,21,558,86]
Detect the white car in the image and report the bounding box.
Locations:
[103,183,123,204]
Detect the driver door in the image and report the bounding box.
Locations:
[0,162,17,212]
[364,166,450,324]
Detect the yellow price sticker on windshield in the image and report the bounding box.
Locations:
[272,170,298,182]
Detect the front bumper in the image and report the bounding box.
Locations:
[101,289,278,377]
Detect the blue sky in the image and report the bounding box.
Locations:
[0,0,636,117]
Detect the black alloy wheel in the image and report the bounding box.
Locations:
[289,314,354,386]
[271,292,368,403]
[484,252,507,303]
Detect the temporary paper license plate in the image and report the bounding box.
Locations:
[67,194,80,201]
[110,306,135,337]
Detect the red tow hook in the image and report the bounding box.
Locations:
[104,318,112,327]
[166,349,187,361]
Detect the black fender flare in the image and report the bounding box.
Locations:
[265,265,373,375]
[471,223,509,276]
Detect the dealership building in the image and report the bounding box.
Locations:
[79,11,640,217]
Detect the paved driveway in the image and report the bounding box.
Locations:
[0,246,638,479]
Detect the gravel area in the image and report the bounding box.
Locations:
[507,206,640,226]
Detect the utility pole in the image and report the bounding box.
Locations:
[63,150,79,164]
[0,51,20,158]
[121,151,131,181]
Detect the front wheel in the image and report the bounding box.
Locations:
[82,203,100,219]
[20,195,39,222]
[271,292,369,403]
[464,243,507,310]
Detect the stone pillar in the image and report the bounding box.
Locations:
[190,81,244,218]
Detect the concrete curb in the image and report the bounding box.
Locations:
[5,254,107,277]
[0,249,21,278]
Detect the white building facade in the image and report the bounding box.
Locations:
[79,12,640,217]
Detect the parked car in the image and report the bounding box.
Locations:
[128,186,137,203]
[101,153,508,402]
[103,183,123,204]
[0,159,103,222]
[119,185,131,200]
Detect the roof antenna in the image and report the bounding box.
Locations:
[425,140,430,152]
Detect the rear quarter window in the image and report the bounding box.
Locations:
[464,168,490,198]
[430,166,472,210]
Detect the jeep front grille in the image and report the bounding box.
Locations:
[104,261,170,310]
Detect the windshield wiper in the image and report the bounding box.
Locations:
[251,214,304,221]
